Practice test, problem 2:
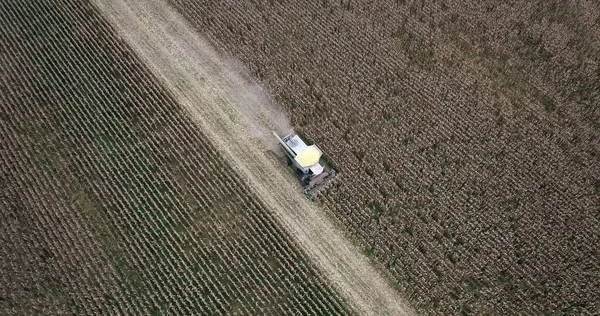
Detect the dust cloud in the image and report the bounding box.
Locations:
[223,57,293,155]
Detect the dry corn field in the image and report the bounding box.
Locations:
[1,0,599,316]
[170,0,600,315]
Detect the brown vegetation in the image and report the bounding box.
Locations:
[169,0,600,314]
[0,0,351,314]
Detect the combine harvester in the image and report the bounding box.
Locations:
[273,131,336,199]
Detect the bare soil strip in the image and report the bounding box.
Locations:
[92,1,414,314]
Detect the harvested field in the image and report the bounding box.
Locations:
[0,0,353,314]
[168,0,600,314]
[91,0,413,315]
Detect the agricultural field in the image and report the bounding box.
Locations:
[0,0,353,315]
[169,0,600,315]
[2,0,598,315]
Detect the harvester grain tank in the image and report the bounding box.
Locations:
[272,131,335,197]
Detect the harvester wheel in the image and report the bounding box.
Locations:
[285,156,292,166]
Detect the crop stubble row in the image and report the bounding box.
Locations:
[0,0,352,315]
[169,0,599,314]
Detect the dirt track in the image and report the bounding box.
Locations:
[92,0,414,315]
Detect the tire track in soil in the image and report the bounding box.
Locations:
[92,0,414,314]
